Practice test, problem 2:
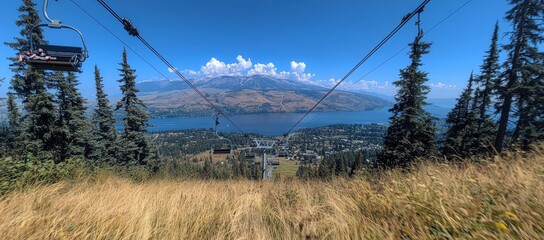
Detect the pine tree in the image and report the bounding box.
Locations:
[116,49,152,166]
[377,34,437,169]
[51,72,94,162]
[349,151,364,177]
[495,0,544,152]
[472,23,500,151]
[91,65,118,164]
[443,74,480,158]
[512,57,544,149]
[6,93,23,155]
[477,23,501,120]
[5,0,57,160]
[4,0,46,98]
[24,89,57,160]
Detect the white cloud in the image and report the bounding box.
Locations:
[168,67,178,73]
[290,61,306,73]
[182,69,200,77]
[430,82,457,89]
[288,61,314,82]
[199,55,253,77]
[248,62,278,76]
[180,55,318,83]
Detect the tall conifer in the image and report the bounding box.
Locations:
[377,34,436,169]
[6,93,22,155]
[116,49,152,165]
[51,72,94,162]
[5,0,57,160]
[92,65,118,164]
[495,0,544,152]
[443,74,480,158]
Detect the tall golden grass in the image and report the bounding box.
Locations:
[1,145,543,239]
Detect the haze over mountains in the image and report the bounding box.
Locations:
[135,75,391,118]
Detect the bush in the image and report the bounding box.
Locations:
[0,157,90,195]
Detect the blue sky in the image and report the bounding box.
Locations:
[0,0,510,100]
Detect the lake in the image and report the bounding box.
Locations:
[147,106,450,136]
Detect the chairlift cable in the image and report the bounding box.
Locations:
[94,0,247,135]
[353,0,473,85]
[282,0,431,139]
[69,0,202,108]
[297,0,473,130]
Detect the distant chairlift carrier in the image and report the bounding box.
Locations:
[211,114,232,155]
[28,0,88,72]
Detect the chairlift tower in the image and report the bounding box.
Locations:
[254,139,276,180]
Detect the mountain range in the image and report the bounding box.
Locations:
[136,75,391,118]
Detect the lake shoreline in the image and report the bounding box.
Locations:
[144,107,450,136]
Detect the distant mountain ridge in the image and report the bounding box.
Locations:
[137,75,325,94]
[136,75,391,118]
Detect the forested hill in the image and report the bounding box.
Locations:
[135,75,391,117]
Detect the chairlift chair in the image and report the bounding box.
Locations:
[212,147,231,155]
[27,0,88,72]
[211,114,232,155]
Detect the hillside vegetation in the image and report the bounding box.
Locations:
[136,75,390,117]
[1,145,542,239]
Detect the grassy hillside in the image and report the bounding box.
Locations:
[0,146,543,239]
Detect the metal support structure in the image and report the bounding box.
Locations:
[416,5,425,36]
[254,139,276,180]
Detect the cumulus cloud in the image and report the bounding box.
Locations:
[199,55,253,77]
[182,69,200,77]
[289,61,314,82]
[168,67,178,73]
[181,56,317,83]
[430,82,457,89]
[248,62,278,76]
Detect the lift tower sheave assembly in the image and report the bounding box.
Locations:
[254,139,276,180]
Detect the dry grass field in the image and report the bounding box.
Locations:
[1,145,543,239]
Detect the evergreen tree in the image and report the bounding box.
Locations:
[495,0,544,152]
[51,72,94,162]
[24,89,57,160]
[92,65,118,164]
[6,93,22,155]
[349,151,364,177]
[377,34,436,169]
[4,0,46,98]
[116,49,152,166]
[443,74,480,158]
[512,57,544,149]
[5,0,57,160]
[472,23,500,151]
[477,23,501,120]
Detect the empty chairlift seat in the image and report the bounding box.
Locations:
[212,148,231,154]
[26,45,84,72]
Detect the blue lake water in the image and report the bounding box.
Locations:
[148,107,450,136]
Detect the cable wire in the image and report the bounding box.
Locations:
[70,0,202,109]
[294,0,473,133]
[294,0,473,132]
[94,0,246,134]
[282,0,431,137]
[354,0,473,85]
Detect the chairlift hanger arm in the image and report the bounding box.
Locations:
[43,0,59,24]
